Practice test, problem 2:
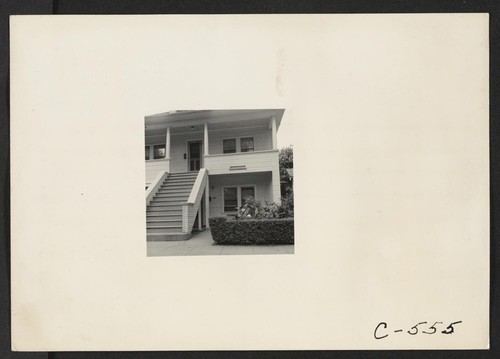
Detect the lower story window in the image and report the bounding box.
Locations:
[223,186,256,213]
[240,186,255,203]
[223,187,238,212]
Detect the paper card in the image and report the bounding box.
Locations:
[10,14,489,350]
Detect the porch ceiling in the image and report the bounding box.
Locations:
[145,118,272,137]
[144,109,284,134]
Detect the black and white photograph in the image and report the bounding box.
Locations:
[145,109,294,256]
[8,13,489,352]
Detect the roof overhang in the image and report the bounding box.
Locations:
[145,109,285,132]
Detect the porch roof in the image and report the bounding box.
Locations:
[144,109,285,132]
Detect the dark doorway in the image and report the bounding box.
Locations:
[188,140,202,171]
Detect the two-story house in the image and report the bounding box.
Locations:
[145,109,285,240]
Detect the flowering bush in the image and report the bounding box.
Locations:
[235,194,294,220]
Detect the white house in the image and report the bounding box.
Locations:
[145,109,285,240]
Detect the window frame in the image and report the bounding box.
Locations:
[222,186,239,213]
[153,144,166,160]
[221,184,257,214]
[145,142,168,161]
[221,136,255,154]
[240,137,255,152]
[222,138,237,154]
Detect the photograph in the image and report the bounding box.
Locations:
[9,13,489,351]
[145,109,294,256]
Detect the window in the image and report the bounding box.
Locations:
[223,185,256,213]
[223,138,236,154]
[153,144,166,159]
[240,137,254,152]
[223,187,238,212]
[145,146,150,160]
[241,186,255,202]
[223,137,255,153]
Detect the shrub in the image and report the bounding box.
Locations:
[209,216,294,245]
[235,196,262,219]
[236,195,294,220]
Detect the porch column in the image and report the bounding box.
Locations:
[204,122,209,155]
[205,177,210,228]
[271,116,277,150]
[198,207,202,230]
[165,127,171,159]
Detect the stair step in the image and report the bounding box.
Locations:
[157,188,191,193]
[163,178,194,182]
[169,172,198,177]
[166,176,196,180]
[147,224,182,228]
[148,203,183,208]
[168,175,198,179]
[147,220,182,226]
[151,199,185,204]
[164,181,196,185]
[167,174,197,179]
[147,212,181,216]
[146,210,181,215]
[146,207,182,216]
[146,207,181,212]
[147,216,182,221]
[158,186,191,191]
[147,233,192,241]
[160,184,193,189]
[156,192,190,196]
[146,216,182,223]
[155,192,190,197]
[147,226,183,234]
[154,195,189,200]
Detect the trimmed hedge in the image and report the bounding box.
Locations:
[209,216,294,245]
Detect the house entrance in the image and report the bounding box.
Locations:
[188,140,202,171]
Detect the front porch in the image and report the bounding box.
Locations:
[145,109,283,184]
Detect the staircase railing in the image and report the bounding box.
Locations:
[145,170,169,206]
[181,168,208,233]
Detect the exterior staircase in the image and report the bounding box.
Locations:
[146,172,198,241]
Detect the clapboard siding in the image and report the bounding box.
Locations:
[204,150,279,175]
[145,159,169,185]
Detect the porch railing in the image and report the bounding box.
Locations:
[145,170,169,206]
[181,168,208,233]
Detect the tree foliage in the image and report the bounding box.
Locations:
[279,145,293,197]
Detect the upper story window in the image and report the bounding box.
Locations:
[223,139,237,154]
[153,144,166,159]
[223,137,255,153]
[240,137,254,152]
[145,146,150,160]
